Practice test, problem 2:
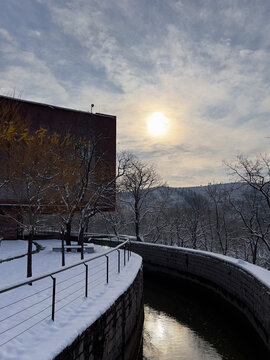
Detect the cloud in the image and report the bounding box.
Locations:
[0,28,14,43]
[1,0,270,186]
[28,30,41,38]
[0,27,68,104]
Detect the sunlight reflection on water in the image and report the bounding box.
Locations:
[143,305,222,360]
[140,273,269,360]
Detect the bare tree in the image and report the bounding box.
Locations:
[169,205,188,247]
[53,136,90,251]
[229,186,270,264]
[101,200,129,236]
[142,186,170,244]
[205,184,234,255]
[180,190,208,250]
[120,155,163,242]
[100,188,133,237]
[76,150,131,258]
[226,154,270,208]
[226,155,270,253]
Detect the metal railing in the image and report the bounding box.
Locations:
[0,238,131,347]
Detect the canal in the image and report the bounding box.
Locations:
[140,271,269,360]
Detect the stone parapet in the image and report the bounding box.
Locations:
[131,242,270,352]
[90,238,270,352]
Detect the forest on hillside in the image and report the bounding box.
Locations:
[87,155,270,270]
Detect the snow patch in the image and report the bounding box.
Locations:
[0,240,36,261]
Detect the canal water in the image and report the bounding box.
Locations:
[140,272,269,360]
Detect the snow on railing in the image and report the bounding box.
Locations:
[0,238,131,347]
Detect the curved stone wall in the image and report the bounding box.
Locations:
[130,242,270,352]
[54,265,143,360]
[90,238,270,352]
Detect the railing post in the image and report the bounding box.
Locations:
[106,255,109,283]
[127,241,130,261]
[117,250,120,273]
[124,246,126,266]
[84,263,88,297]
[51,275,56,321]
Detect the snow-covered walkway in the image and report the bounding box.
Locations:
[0,240,37,262]
[0,239,142,360]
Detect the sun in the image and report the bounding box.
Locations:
[148,112,169,136]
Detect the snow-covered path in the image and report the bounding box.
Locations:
[0,240,37,262]
[0,239,142,360]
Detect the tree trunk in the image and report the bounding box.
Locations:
[27,232,33,278]
[192,235,197,249]
[78,226,84,245]
[135,201,140,241]
[61,231,65,266]
[80,242,84,260]
[78,226,85,259]
[17,212,24,239]
[65,221,71,246]
[251,239,258,264]
[85,217,90,234]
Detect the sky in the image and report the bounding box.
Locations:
[1,0,270,187]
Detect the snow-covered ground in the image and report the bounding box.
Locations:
[0,239,142,360]
[0,240,36,262]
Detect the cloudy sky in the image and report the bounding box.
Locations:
[1,0,270,187]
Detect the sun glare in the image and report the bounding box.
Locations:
[148,112,169,136]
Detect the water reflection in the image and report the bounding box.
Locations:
[143,306,221,360]
[141,272,269,360]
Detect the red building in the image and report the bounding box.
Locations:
[0,95,116,239]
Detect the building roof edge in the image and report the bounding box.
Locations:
[0,95,116,119]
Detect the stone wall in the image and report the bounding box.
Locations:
[54,266,143,360]
[90,238,270,352]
